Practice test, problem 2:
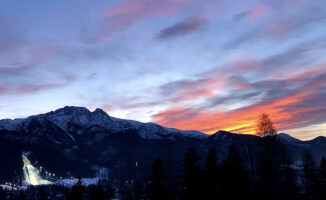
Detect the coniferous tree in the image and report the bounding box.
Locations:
[134,180,144,200]
[89,185,98,200]
[105,182,115,200]
[87,185,96,200]
[68,176,85,200]
[96,184,105,200]
[203,147,219,200]
[148,157,167,200]
[119,181,133,200]
[89,184,105,200]
[302,150,318,199]
[17,189,27,200]
[0,188,6,200]
[220,144,250,200]
[277,150,300,200]
[180,146,203,200]
[165,145,177,200]
[8,190,14,200]
[318,156,326,200]
[37,186,47,200]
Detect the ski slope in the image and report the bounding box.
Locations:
[22,155,52,186]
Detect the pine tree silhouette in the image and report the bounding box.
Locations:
[68,176,85,200]
[203,147,219,200]
[277,151,300,200]
[318,156,326,199]
[0,188,6,200]
[105,182,115,200]
[17,190,27,200]
[37,186,47,200]
[180,146,203,200]
[89,184,105,200]
[89,184,97,200]
[302,150,318,199]
[148,157,167,200]
[220,144,250,200]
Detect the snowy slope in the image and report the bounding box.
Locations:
[277,133,301,144]
[0,106,208,141]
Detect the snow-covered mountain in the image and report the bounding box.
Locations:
[0,106,326,183]
[277,133,302,144]
[0,106,207,143]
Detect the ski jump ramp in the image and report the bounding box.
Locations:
[22,155,52,186]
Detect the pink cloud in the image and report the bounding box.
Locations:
[152,68,326,136]
[249,5,266,23]
[0,75,76,97]
[0,44,59,74]
[92,0,196,42]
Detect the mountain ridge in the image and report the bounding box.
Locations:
[0,106,208,142]
[0,106,326,183]
[0,105,316,142]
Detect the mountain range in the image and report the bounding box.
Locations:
[0,106,325,183]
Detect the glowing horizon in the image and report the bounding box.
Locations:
[0,0,326,140]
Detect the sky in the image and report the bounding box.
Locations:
[0,0,326,140]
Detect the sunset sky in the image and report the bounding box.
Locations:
[1,0,326,140]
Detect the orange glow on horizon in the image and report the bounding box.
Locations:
[153,82,325,135]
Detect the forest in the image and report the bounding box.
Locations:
[1,114,325,200]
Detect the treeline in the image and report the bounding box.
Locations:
[0,179,114,200]
[2,113,326,200]
[116,139,326,200]
[2,139,326,200]
[114,113,326,200]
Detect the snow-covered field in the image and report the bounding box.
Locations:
[0,184,26,191]
[56,178,99,187]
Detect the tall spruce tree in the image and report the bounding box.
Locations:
[89,184,105,200]
[302,150,318,199]
[203,147,219,200]
[89,185,97,200]
[165,145,177,200]
[105,182,115,200]
[119,181,133,200]
[318,156,326,199]
[17,189,27,200]
[68,176,85,200]
[148,157,167,200]
[277,150,300,200]
[0,188,6,200]
[37,186,47,200]
[180,146,203,200]
[220,144,250,200]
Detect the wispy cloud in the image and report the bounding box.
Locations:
[1,75,77,97]
[85,0,196,43]
[155,16,207,40]
[0,44,59,75]
[152,68,326,135]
